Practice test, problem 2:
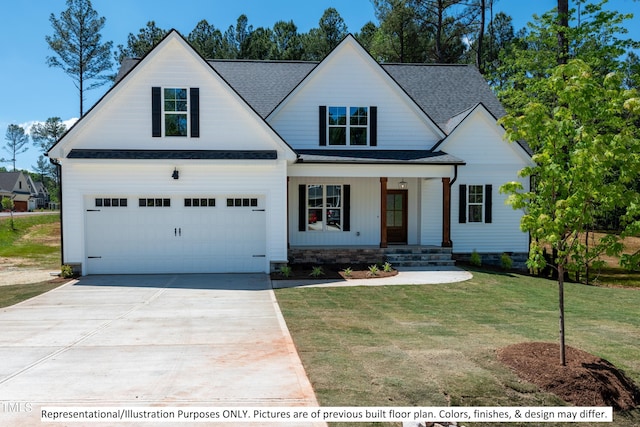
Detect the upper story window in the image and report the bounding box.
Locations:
[328,106,368,146]
[467,185,484,222]
[320,105,376,147]
[152,87,199,138]
[164,88,188,136]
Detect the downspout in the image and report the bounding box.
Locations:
[48,156,64,266]
[450,164,458,186]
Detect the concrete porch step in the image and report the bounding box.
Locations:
[384,246,455,268]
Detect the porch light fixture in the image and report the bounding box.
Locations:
[398,178,408,189]
[172,168,179,180]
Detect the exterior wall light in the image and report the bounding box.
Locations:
[398,178,408,189]
[172,168,179,180]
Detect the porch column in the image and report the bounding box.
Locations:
[442,177,453,247]
[380,177,388,248]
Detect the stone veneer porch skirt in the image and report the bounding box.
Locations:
[288,247,386,265]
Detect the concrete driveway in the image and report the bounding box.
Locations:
[0,274,322,426]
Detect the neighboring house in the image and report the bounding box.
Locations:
[47,30,532,276]
[31,181,50,209]
[0,171,36,212]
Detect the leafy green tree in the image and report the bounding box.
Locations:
[244,27,275,60]
[188,20,225,59]
[115,21,167,63]
[271,21,303,60]
[30,117,66,195]
[370,0,424,62]
[2,125,29,171]
[31,117,67,153]
[302,8,348,60]
[46,0,113,117]
[500,60,640,365]
[355,21,378,54]
[1,197,16,230]
[496,0,638,114]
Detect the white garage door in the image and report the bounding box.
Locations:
[85,195,266,274]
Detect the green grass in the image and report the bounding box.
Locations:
[276,270,640,427]
[0,213,60,268]
[0,281,66,309]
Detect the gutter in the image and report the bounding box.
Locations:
[48,156,64,267]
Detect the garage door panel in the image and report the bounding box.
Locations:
[85,196,266,274]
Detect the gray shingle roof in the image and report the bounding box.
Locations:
[381,63,506,129]
[114,58,504,127]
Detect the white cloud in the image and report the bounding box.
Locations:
[19,117,79,135]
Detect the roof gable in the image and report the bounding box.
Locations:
[267,35,445,141]
[436,103,532,165]
[48,30,296,161]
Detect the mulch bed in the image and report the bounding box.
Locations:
[270,263,398,281]
[497,342,640,410]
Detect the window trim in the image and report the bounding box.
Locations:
[327,106,369,147]
[163,88,189,137]
[467,184,484,223]
[306,184,343,232]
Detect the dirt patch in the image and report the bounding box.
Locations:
[270,263,398,281]
[498,342,640,411]
[17,222,61,246]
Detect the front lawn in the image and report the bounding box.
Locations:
[275,270,640,427]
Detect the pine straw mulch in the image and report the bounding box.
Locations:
[497,342,640,411]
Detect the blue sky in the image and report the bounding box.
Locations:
[1,0,638,171]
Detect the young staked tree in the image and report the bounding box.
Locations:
[3,125,30,171]
[500,60,640,366]
[46,0,113,117]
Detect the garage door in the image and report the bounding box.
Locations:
[85,195,266,274]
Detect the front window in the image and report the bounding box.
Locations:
[468,185,484,222]
[307,184,342,231]
[328,106,368,146]
[164,88,188,136]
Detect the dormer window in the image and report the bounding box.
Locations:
[320,105,377,147]
[152,87,200,138]
[164,88,188,136]
[328,106,368,146]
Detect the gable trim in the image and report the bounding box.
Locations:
[66,149,278,160]
[265,34,445,139]
[48,30,297,162]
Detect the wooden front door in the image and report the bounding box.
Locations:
[386,190,407,244]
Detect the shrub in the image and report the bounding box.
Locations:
[501,253,513,270]
[342,267,353,278]
[60,264,74,278]
[470,250,482,267]
[309,266,324,278]
[382,262,393,272]
[279,265,292,278]
[368,264,380,276]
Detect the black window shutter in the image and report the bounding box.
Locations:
[319,106,327,146]
[298,185,306,232]
[343,185,351,231]
[485,184,492,223]
[459,185,467,223]
[190,88,200,138]
[152,87,162,137]
[370,106,377,146]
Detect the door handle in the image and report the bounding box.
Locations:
[174,228,177,237]
[179,228,182,237]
